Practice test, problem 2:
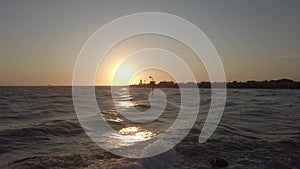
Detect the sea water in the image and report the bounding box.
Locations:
[0,87,299,168]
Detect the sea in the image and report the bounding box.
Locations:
[0,87,299,169]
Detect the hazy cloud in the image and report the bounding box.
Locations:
[275,55,300,59]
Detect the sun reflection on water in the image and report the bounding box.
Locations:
[112,127,156,143]
[110,88,156,145]
[118,101,134,108]
[106,117,123,123]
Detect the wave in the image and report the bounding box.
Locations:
[0,87,300,168]
[0,120,84,155]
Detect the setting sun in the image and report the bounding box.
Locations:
[113,65,133,85]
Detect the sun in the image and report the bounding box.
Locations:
[113,65,132,85]
[115,65,131,79]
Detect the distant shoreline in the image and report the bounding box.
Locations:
[130,78,300,89]
[1,78,300,89]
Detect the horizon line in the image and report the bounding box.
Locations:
[1,78,299,87]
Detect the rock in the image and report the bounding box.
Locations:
[209,157,228,168]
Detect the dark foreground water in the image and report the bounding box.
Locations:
[0,87,299,169]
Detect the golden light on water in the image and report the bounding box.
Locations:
[106,117,123,123]
[118,101,134,108]
[113,127,156,143]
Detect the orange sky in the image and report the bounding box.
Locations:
[1,1,299,86]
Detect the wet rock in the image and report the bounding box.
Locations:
[209,157,228,168]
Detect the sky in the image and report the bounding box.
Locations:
[0,0,299,86]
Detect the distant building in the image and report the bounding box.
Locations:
[149,81,156,85]
[272,78,294,83]
[157,81,178,87]
[130,78,300,89]
[159,81,174,85]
